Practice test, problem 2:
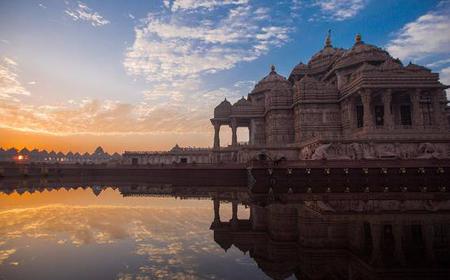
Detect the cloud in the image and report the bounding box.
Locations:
[0,75,254,136]
[386,2,450,61]
[440,67,450,83]
[426,58,450,68]
[0,249,16,265]
[164,0,249,11]
[0,202,253,280]
[2,1,293,138]
[65,1,110,27]
[38,3,47,9]
[0,53,249,136]
[121,1,293,138]
[124,2,291,83]
[0,57,30,100]
[440,66,450,97]
[3,57,17,66]
[311,0,366,21]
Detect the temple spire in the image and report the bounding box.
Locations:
[355,33,362,44]
[270,64,276,73]
[325,29,332,47]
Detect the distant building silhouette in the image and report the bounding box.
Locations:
[0,146,121,163]
[123,144,211,165]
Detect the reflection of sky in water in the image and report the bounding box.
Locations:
[0,188,269,280]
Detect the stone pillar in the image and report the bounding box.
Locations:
[213,123,221,149]
[393,223,406,265]
[213,198,220,223]
[231,200,238,220]
[231,119,237,147]
[411,89,423,127]
[348,99,355,130]
[422,223,435,262]
[231,200,239,230]
[382,89,393,129]
[361,90,373,130]
[251,205,267,231]
[432,90,444,129]
[370,222,381,265]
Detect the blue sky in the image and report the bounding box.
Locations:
[0,0,449,151]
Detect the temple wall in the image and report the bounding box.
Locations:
[123,153,212,165]
[267,204,298,242]
[250,118,266,145]
[294,103,342,143]
[207,36,450,163]
[265,109,294,146]
[299,141,450,160]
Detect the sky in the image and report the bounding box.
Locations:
[0,0,449,153]
[0,188,256,280]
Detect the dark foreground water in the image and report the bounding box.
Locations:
[0,184,449,280]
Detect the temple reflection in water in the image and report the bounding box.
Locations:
[1,180,448,280]
[211,197,450,279]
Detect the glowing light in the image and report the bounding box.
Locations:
[18,155,24,160]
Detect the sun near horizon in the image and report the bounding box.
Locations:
[1,0,449,154]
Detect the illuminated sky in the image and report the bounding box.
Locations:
[0,0,449,153]
[0,188,260,280]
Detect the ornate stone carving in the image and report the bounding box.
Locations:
[416,143,444,159]
[302,142,448,160]
[208,34,450,163]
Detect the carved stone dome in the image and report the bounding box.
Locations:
[251,65,291,94]
[213,98,232,118]
[298,74,321,86]
[335,34,390,69]
[309,46,343,63]
[231,97,253,115]
[294,74,337,102]
[288,62,309,82]
[405,62,431,72]
[307,33,345,74]
[379,58,403,71]
[233,97,252,107]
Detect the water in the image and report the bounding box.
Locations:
[0,184,449,280]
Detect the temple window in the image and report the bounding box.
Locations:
[356,105,364,128]
[346,74,351,83]
[400,105,412,125]
[433,224,448,247]
[421,94,433,125]
[363,223,373,255]
[375,105,384,126]
[410,224,424,246]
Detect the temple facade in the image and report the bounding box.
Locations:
[211,34,450,162]
[123,144,212,165]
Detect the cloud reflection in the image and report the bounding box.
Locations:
[0,203,250,279]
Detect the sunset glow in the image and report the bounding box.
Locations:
[1,0,449,153]
[2,2,450,279]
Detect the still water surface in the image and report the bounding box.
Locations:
[0,184,449,280]
[0,187,273,280]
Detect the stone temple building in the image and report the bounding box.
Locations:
[123,144,211,165]
[210,34,450,162]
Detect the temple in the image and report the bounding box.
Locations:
[211,33,450,163]
[123,144,211,165]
